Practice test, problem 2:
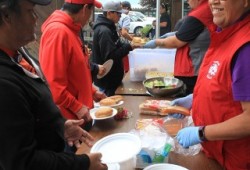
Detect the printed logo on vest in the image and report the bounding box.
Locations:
[207,61,220,79]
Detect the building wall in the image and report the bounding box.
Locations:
[25,0,64,58]
[171,0,183,30]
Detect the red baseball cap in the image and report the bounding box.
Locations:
[65,0,102,8]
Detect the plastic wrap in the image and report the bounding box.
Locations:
[131,119,174,169]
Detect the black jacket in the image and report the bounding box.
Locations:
[92,14,132,89]
[0,50,90,170]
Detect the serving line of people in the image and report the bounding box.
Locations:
[0,0,108,169]
[1,0,250,170]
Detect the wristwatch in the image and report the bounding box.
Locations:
[198,126,208,142]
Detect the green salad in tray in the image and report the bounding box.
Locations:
[144,79,176,89]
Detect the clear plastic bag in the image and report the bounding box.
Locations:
[173,139,201,156]
[166,116,201,156]
[131,116,201,168]
[131,119,175,169]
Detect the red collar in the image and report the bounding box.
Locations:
[0,46,16,57]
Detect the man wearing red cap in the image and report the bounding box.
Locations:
[65,0,102,7]
[39,0,106,132]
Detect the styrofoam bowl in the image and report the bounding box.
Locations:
[143,163,188,170]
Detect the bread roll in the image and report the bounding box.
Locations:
[108,95,123,103]
[99,98,116,106]
[95,107,113,118]
[140,38,147,43]
[159,106,190,116]
[132,37,141,43]
[139,103,158,115]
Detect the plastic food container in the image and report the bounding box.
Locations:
[128,49,176,81]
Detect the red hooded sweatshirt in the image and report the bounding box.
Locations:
[39,10,96,120]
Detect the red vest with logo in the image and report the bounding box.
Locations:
[192,15,250,170]
[174,0,214,76]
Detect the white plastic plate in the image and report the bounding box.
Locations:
[90,107,117,120]
[94,100,124,108]
[144,163,188,170]
[107,163,120,170]
[90,133,141,164]
[97,59,113,79]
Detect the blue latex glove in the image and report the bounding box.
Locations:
[143,39,156,48]
[160,31,176,39]
[176,126,202,148]
[169,94,193,119]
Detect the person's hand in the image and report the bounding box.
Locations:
[160,31,176,39]
[64,119,94,148]
[143,40,156,48]
[76,105,92,122]
[170,94,193,119]
[98,65,106,77]
[176,126,202,148]
[88,153,108,170]
[84,45,91,57]
[93,91,106,102]
[131,43,142,49]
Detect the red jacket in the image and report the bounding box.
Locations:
[39,10,96,120]
[193,15,250,170]
[174,0,213,76]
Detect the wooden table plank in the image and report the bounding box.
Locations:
[76,95,153,155]
[76,95,223,170]
[115,72,149,96]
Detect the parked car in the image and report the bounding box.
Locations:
[128,11,155,35]
[129,11,155,22]
[93,12,155,36]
